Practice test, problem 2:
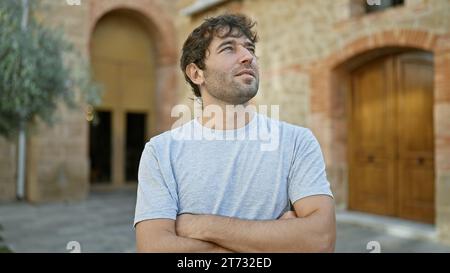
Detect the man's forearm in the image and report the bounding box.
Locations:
[178,212,334,253]
[138,230,233,253]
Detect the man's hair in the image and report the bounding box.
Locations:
[180,14,258,98]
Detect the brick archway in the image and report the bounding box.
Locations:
[308,29,450,236]
[89,0,178,133]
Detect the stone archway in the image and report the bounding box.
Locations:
[88,1,178,187]
[308,29,450,239]
[89,0,178,134]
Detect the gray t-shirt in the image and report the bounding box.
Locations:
[133,113,333,227]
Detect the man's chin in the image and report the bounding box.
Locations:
[232,90,258,105]
[242,86,258,98]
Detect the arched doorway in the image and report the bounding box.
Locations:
[309,29,450,240]
[89,10,156,186]
[348,50,435,224]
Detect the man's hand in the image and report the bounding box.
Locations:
[279,210,297,220]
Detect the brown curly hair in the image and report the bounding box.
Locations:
[180,14,258,98]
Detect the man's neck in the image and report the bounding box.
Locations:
[197,98,255,131]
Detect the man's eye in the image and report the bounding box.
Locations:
[222,47,233,52]
[248,48,255,53]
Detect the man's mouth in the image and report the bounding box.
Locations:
[235,69,256,78]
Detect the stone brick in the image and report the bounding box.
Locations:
[0,138,16,201]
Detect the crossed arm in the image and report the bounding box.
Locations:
[136,218,233,253]
[136,195,335,253]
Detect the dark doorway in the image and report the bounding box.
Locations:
[89,111,112,184]
[126,113,147,182]
[365,0,404,14]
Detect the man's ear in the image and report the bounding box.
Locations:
[185,63,204,85]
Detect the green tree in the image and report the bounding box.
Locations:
[0,0,102,199]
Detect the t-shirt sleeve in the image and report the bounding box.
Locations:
[288,128,333,204]
[133,141,178,228]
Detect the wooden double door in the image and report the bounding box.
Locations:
[349,52,435,224]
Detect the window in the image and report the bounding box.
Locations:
[180,0,228,16]
[365,0,405,14]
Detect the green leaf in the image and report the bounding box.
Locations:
[0,0,102,138]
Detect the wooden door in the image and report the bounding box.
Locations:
[349,52,434,224]
[349,56,397,217]
[396,53,435,223]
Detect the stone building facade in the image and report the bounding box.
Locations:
[0,0,449,243]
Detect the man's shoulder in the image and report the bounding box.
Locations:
[283,121,312,138]
[145,119,196,148]
[260,114,312,138]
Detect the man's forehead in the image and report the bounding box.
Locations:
[211,26,253,45]
[210,35,253,47]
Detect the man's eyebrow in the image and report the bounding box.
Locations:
[216,39,255,51]
[216,40,235,51]
[244,41,255,48]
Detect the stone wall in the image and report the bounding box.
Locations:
[176,0,450,243]
[0,0,179,202]
[1,0,449,243]
[0,139,16,201]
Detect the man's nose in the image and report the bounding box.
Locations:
[238,46,255,64]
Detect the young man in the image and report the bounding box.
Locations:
[134,14,335,253]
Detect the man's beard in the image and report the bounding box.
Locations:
[203,67,259,105]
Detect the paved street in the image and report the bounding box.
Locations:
[0,189,136,253]
[0,188,449,253]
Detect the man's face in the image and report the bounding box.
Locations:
[201,29,259,105]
